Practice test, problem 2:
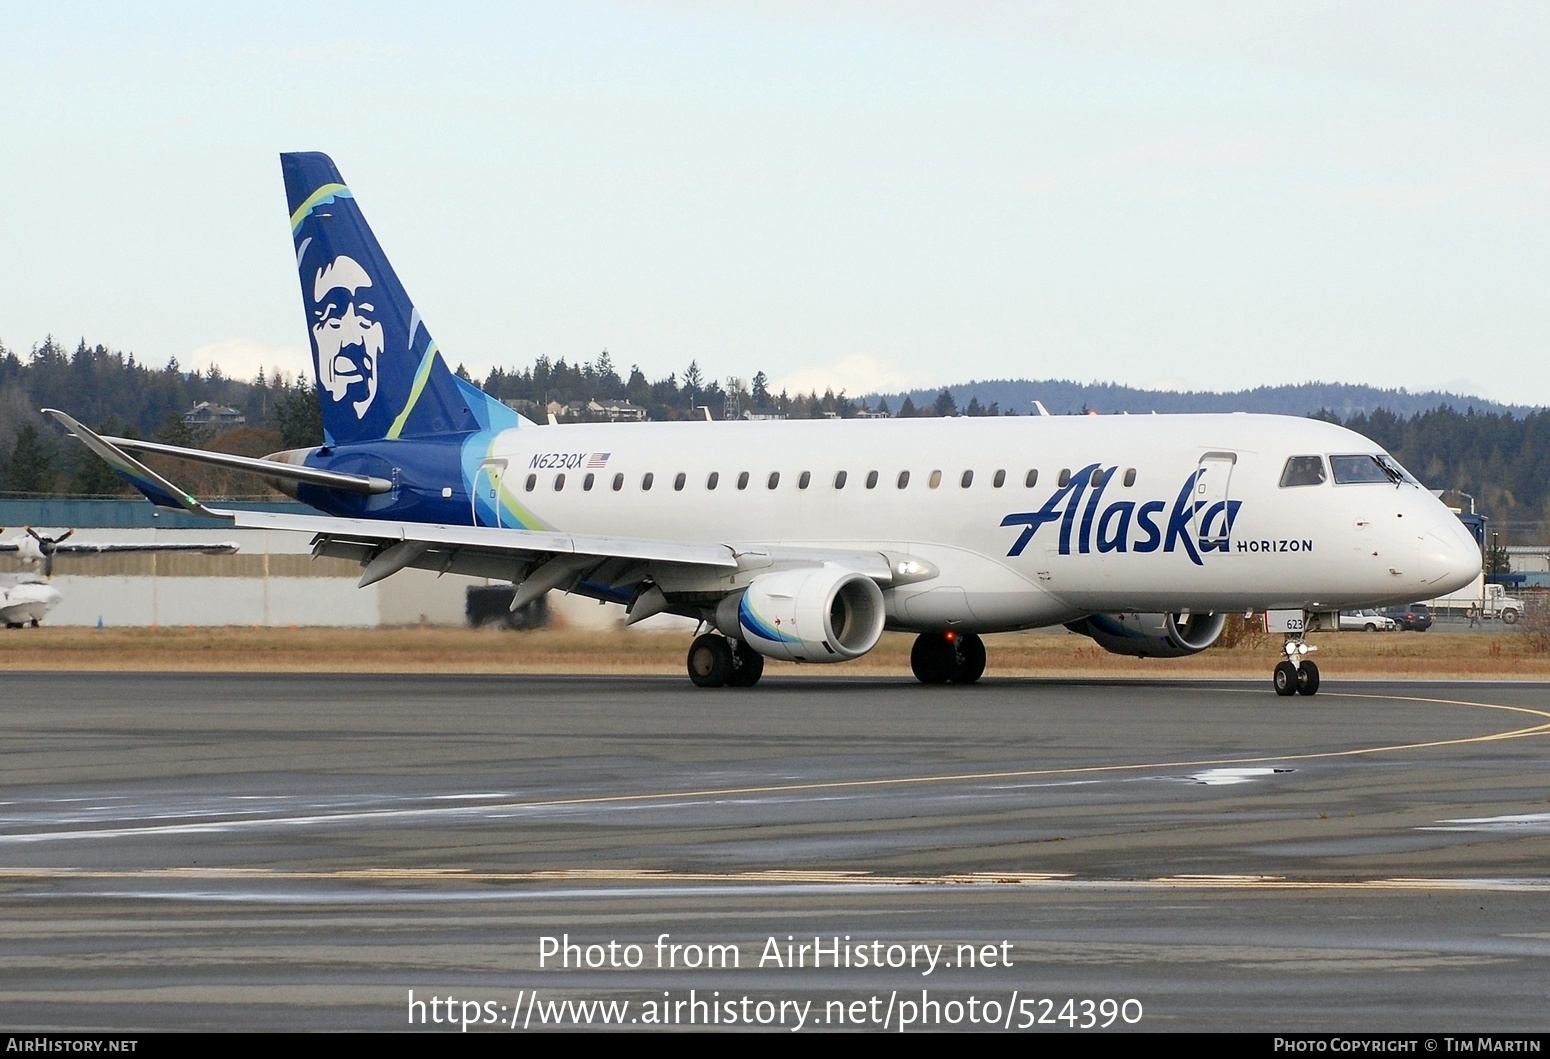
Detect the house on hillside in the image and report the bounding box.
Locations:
[182,402,245,427]
[591,399,648,422]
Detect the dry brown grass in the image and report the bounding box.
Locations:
[2,625,1546,679]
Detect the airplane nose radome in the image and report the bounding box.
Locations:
[1422,518,1481,597]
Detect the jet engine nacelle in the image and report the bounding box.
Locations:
[718,565,886,663]
[1066,611,1227,658]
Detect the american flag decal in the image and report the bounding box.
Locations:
[587,452,611,469]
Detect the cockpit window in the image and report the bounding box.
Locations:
[1330,454,1418,486]
[1279,455,1326,487]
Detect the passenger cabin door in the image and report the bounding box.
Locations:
[472,459,508,528]
[1194,451,1237,551]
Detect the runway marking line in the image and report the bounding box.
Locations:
[3,691,1548,848]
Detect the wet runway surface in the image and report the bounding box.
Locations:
[2,672,1548,1031]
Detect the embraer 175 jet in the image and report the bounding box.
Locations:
[47,152,1481,692]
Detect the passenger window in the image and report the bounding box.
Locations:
[768,472,780,489]
[1281,455,1328,487]
[1025,470,1038,488]
[642,472,654,491]
[612,473,623,491]
[583,472,595,491]
[897,471,910,489]
[554,473,566,491]
[834,470,848,489]
[928,470,942,489]
[798,471,811,489]
[993,469,1005,488]
[1123,468,1136,487]
[738,472,750,490]
[866,471,879,489]
[960,470,973,488]
[707,471,719,490]
[1058,469,1070,487]
[525,474,536,492]
[674,472,686,491]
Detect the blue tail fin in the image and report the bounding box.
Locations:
[281,152,518,445]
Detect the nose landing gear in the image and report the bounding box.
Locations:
[1273,634,1319,696]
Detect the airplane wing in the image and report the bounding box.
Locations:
[49,542,239,555]
[0,541,237,554]
[46,411,919,617]
[221,507,745,613]
[215,507,906,617]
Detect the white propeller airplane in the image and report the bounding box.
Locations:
[0,527,238,627]
[45,153,1481,691]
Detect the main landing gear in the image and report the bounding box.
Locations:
[910,630,985,685]
[686,633,765,688]
[1272,636,1319,697]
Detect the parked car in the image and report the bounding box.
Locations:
[1380,603,1433,632]
[1339,609,1398,632]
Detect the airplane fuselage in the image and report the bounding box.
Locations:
[294,412,1481,633]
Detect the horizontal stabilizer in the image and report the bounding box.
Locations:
[101,435,392,495]
[42,409,222,518]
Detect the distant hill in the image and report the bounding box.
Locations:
[865,379,1536,419]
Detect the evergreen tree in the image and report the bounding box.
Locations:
[933,388,957,417]
[683,360,704,407]
[275,381,325,449]
[5,423,56,494]
[626,366,652,407]
[898,395,917,418]
[70,440,128,496]
[594,350,621,398]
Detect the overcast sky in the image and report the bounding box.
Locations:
[2,2,1547,404]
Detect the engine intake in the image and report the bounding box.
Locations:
[1066,611,1226,658]
[718,565,886,663]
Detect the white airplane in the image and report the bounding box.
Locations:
[45,153,1481,691]
[0,527,238,627]
[0,579,61,629]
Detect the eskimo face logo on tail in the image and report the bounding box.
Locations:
[311,255,383,419]
[1000,465,1241,567]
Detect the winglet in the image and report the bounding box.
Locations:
[42,409,226,519]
